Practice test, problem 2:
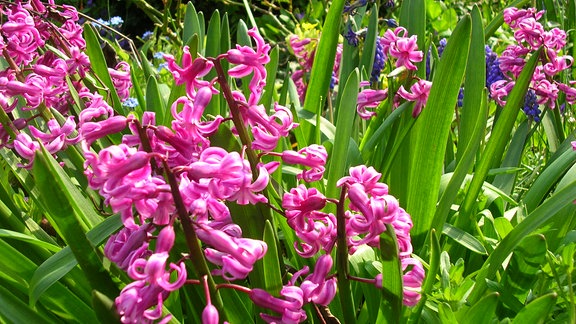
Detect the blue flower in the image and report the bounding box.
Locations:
[384,19,398,28]
[94,18,109,27]
[142,31,153,40]
[110,16,124,26]
[158,62,169,72]
[522,90,541,122]
[344,24,360,47]
[153,52,165,60]
[122,97,139,109]
[344,0,368,14]
[485,46,504,88]
[371,37,385,84]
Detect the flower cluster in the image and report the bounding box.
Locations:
[490,7,576,120]
[85,27,331,322]
[1,3,425,323]
[352,26,429,119]
[282,165,424,306]
[0,0,132,165]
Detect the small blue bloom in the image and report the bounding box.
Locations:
[142,30,153,40]
[95,18,109,27]
[485,46,504,89]
[153,52,165,60]
[330,71,338,90]
[158,62,169,72]
[437,38,447,58]
[110,16,124,26]
[122,97,139,109]
[457,88,464,107]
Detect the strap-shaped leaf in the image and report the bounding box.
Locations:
[302,0,346,116]
[511,292,557,324]
[84,24,123,113]
[406,15,471,246]
[325,69,359,200]
[29,214,122,306]
[455,47,542,235]
[32,147,119,299]
[378,223,403,324]
[457,6,485,162]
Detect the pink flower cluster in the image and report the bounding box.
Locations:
[249,254,337,323]
[282,165,424,306]
[85,28,324,322]
[490,7,576,108]
[355,27,430,120]
[0,0,132,166]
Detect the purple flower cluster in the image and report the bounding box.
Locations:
[490,7,576,120]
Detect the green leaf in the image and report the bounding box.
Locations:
[32,147,118,299]
[429,91,487,238]
[359,4,378,86]
[84,24,123,113]
[511,293,557,324]
[378,224,403,324]
[92,290,121,323]
[29,215,122,306]
[325,69,359,201]
[438,303,458,324]
[523,147,576,213]
[182,2,200,45]
[302,0,346,117]
[457,6,485,162]
[0,229,60,252]
[459,292,498,323]
[492,120,530,195]
[455,48,542,236]
[204,10,221,116]
[146,75,166,125]
[469,178,576,303]
[408,229,441,323]
[262,220,283,295]
[442,223,487,255]
[406,15,471,246]
[0,285,57,324]
[261,46,279,111]
[500,234,547,310]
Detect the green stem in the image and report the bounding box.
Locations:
[336,186,356,324]
[162,160,225,316]
[212,57,260,178]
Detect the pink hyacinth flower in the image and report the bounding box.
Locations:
[250,286,307,324]
[397,79,432,117]
[196,226,267,280]
[357,88,388,119]
[388,35,423,71]
[281,144,328,182]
